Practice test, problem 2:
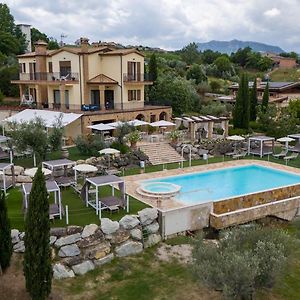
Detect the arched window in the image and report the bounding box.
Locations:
[159,112,167,120]
[136,114,145,121]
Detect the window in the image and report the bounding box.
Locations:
[127,61,141,80]
[59,61,71,77]
[19,63,26,73]
[128,90,141,101]
[48,62,53,73]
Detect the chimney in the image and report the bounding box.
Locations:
[80,37,89,52]
[34,40,48,55]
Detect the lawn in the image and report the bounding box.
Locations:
[269,67,300,82]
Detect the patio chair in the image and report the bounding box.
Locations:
[0,147,9,160]
[101,196,125,212]
[283,152,299,163]
[232,150,247,159]
[225,150,238,157]
[290,143,300,153]
[272,149,288,159]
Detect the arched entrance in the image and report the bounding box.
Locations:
[136,114,145,121]
[159,112,167,120]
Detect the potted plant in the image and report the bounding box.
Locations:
[168,130,181,146]
[127,130,142,149]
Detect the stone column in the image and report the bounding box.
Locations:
[99,85,105,110]
[189,122,195,141]
[36,85,41,107]
[19,85,24,103]
[208,121,213,139]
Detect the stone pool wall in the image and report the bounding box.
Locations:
[213,183,300,214]
[10,208,161,279]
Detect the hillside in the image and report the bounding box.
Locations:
[197,39,284,54]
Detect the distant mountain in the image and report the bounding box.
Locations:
[197,39,284,54]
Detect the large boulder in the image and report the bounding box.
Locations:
[106,229,130,244]
[130,228,142,241]
[144,221,159,234]
[101,218,119,235]
[115,241,143,257]
[55,233,81,248]
[81,224,98,238]
[72,260,95,275]
[16,175,32,183]
[77,230,105,248]
[82,241,111,260]
[53,263,75,279]
[61,256,82,267]
[67,225,83,235]
[58,244,81,257]
[119,215,140,230]
[50,227,67,237]
[50,236,57,245]
[13,241,25,253]
[144,234,161,248]
[138,208,158,226]
[7,165,24,176]
[11,229,20,244]
[94,253,114,267]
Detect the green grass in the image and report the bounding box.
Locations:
[269,67,300,82]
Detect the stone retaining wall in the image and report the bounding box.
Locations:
[11,208,161,279]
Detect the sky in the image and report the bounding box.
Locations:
[3,0,300,52]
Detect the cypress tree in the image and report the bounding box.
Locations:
[233,73,250,129]
[261,82,269,113]
[0,190,12,272]
[23,166,52,300]
[250,78,258,121]
[148,53,158,82]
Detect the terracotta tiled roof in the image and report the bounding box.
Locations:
[87,74,118,85]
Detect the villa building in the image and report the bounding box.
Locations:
[11,38,171,135]
[262,52,297,69]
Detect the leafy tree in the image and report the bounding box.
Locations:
[288,99,300,119]
[47,40,60,50]
[201,49,222,64]
[179,42,201,65]
[148,53,158,82]
[186,64,207,84]
[24,166,52,300]
[31,28,59,50]
[48,116,64,151]
[214,55,232,73]
[233,73,250,129]
[249,78,258,121]
[257,56,273,71]
[0,89,4,103]
[0,191,12,272]
[75,134,106,156]
[261,83,269,113]
[245,51,261,69]
[210,80,221,93]
[231,47,252,67]
[115,123,134,145]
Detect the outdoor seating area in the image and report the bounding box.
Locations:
[0,162,15,193]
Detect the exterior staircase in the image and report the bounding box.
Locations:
[139,142,185,166]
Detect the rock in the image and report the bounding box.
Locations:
[62,256,83,267]
[11,229,20,244]
[76,160,85,165]
[85,157,96,165]
[77,230,105,248]
[53,263,75,279]
[81,224,98,238]
[13,241,25,253]
[19,232,25,240]
[119,215,140,230]
[55,233,81,248]
[144,234,161,248]
[130,228,142,240]
[50,236,57,245]
[72,260,95,276]
[16,175,32,183]
[94,253,114,267]
[67,225,83,235]
[145,221,159,234]
[82,241,111,260]
[101,218,119,235]
[115,241,143,257]
[107,229,130,244]
[50,227,67,237]
[58,244,81,257]
[51,248,56,260]
[138,208,158,226]
[7,166,24,176]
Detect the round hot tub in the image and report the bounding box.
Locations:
[137,182,181,198]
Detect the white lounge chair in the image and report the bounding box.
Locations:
[273,149,288,159]
[232,150,247,159]
[283,152,299,164]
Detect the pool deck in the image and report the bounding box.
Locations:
[124,159,300,212]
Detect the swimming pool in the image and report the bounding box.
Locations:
[143,165,300,205]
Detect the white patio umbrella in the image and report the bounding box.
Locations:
[99,148,120,168]
[128,119,149,127]
[87,123,115,131]
[150,120,176,127]
[277,137,295,150]
[24,167,52,177]
[73,164,98,183]
[107,121,124,128]
[227,135,245,151]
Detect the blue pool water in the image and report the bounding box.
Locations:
[144,165,300,205]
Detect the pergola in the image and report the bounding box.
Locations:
[288,134,300,152]
[22,180,62,219]
[42,159,76,186]
[84,175,127,217]
[0,163,15,193]
[248,136,275,157]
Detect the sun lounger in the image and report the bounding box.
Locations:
[272,150,288,159]
[101,196,125,211]
[232,151,247,159]
[283,152,299,163]
[290,144,300,153]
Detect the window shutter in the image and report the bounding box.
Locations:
[137,62,141,81]
[137,90,141,101]
[128,90,132,101]
[48,62,53,73]
[19,64,22,73]
[128,62,132,76]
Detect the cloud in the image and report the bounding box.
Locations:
[2,0,300,52]
[264,8,281,17]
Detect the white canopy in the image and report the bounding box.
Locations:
[99,148,120,155]
[277,137,295,143]
[107,121,124,127]
[73,164,97,173]
[87,123,115,131]
[3,109,82,128]
[128,119,149,127]
[227,135,245,141]
[24,167,52,177]
[150,120,175,127]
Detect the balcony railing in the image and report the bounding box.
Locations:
[16,72,79,82]
[123,73,153,82]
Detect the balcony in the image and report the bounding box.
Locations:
[12,72,79,84]
[123,73,153,84]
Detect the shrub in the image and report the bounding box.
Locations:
[110,141,130,154]
[126,130,142,147]
[75,134,106,156]
[0,89,4,103]
[228,127,250,136]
